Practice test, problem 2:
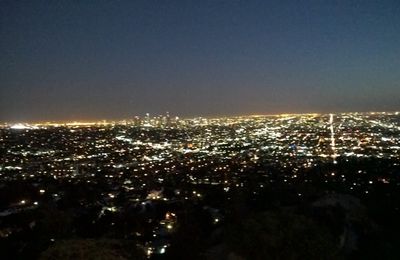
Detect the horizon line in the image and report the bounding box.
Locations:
[1,110,399,126]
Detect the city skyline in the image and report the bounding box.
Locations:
[1,0,400,122]
[2,110,400,125]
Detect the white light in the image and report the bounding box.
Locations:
[10,123,30,130]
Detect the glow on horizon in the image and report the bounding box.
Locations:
[3,111,399,127]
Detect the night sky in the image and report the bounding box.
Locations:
[1,0,400,122]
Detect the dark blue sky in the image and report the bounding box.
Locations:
[1,0,400,122]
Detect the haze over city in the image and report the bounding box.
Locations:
[1,0,400,122]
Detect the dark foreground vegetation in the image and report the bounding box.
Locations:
[1,157,399,259]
